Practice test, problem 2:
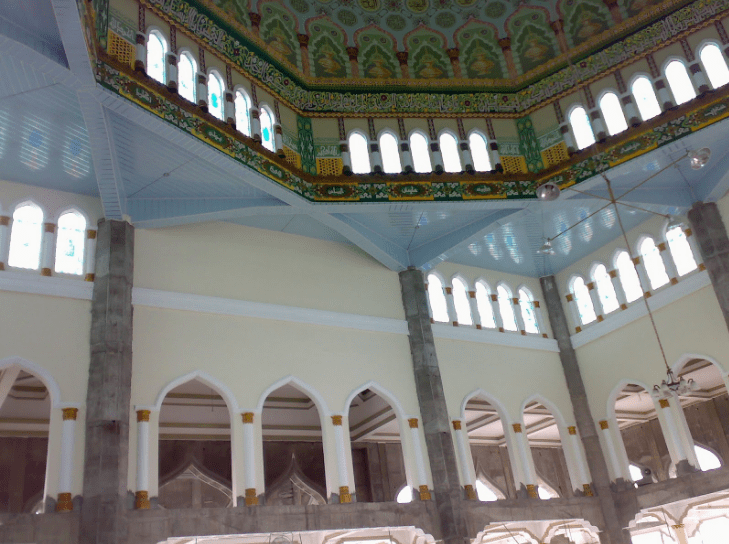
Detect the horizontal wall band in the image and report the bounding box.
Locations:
[431,324,560,352]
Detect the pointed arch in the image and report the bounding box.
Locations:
[0,356,62,408]
[672,353,729,377]
[519,394,570,433]
[590,261,619,314]
[255,375,329,417]
[404,25,452,80]
[468,130,492,171]
[8,200,44,270]
[516,285,539,334]
[409,130,432,173]
[606,377,652,420]
[496,282,518,331]
[54,209,87,275]
[153,370,240,413]
[146,28,168,84]
[638,235,669,290]
[306,16,349,78]
[630,74,662,121]
[461,388,513,425]
[177,49,197,104]
[568,105,596,150]
[451,274,473,326]
[664,58,696,105]
[475,278,497,328]
[257,0,300,69]
[439,131,462,173]
[343,381,409,421]
[598,91,628,136]
[354,25,399,80]
[699,42,729,88]
[454,20,506,79]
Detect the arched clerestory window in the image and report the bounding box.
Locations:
[410,132,432,173]
[260,106,276,153]
[379,132,402,174]
[207,71,225,121]
[496,284,518,332]
[8,202,43,270]
[468,132,492,172]
[639,237,669,290]
[439,132,462,173]
[615,250,643,302]
[475,281,496,329]
[599,92,628,136]
[518,287,539,334]
[348,132,371,174]
[234,90,251,136]
[665,60,696,105]
[427,273,449,323]
[631,76,661,121]
[666,225,697,276]
[54,211,86,275]
[592,263,619,314]
[571,276,596,325]
[568,106,596,150]
[452,277,473,326]
[146,30,167,84]
[700,43,729,89]
[178,51,197,103]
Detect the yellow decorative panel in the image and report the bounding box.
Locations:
[283,147,301,169]
[541,142,569,169]
[501,155,527,174]
[108,31,135,68]
[317,157,343,176]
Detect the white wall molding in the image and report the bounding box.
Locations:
[571,270,711,349]
[0,271,93,300]
[432,323,560,352]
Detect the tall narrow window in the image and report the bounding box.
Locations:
[427,274,449,323]
[615,251,643,302]
[348,132,371,174]
[469,132,491,172]
[54,211,86,275]
[666,226,697,276]
[665,60,696,105]
[518,288,539,334]
[593,264,619,314]
[475,281,496,328]
[452,277,473,326]
[568,106,596,150]
[178,51,196,103]
[700,43,729,89]
[439,132,462,173]
[639,237,669,290]
[379,132,402,174]
[497,285,518,332]
[235,90,251,136]
[146,30,167,84]
[410,132,432,173]
[207,72,225,121]
[260,107,275,152]
[572,277,596,325]
[631,77,661,121]
[599,92,628,136]
[8,203,43,269]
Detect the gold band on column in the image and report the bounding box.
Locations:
[137,410,150,422]
[408,418,419,428]
[62,408,78,420]
[464,484,477,500]
[135,490,151,509]
[245,488,259,506]
[583,483,594,496]
[599,420,609,430]
[526,484,538,498]
[452,420,461,430]
[419,485,431,500]
[339,485,352,503]
[242,412,254,423]
[659,399,670,408]
[85,273,95,282]
[568,426,577,435]
[41,268,52,276]
[331,415,343,426]
[512,423,522,433]
[56,492,73,512]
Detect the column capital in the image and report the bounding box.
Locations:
[568,425,577,435]
[659,398,670,408]
[418,484,431,500]
[56,492,73,512]
[346,46,359,61]
[62,407,79,421]
[339,485,352,503]
[331,415,343,426]
[512,423,522,433]
[452,420,461,430]
[599,420,609,429]
[408,417,419,428]
[136,409,150,422]
[396,51,409,65]
[245,488,259,506]
[0,216,10,226]
[134,490,151,509]
[242,412,254,423]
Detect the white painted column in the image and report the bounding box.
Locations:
[459,140,474,172]
[560,124,576,153]
[565,292,584,333]
[0,215,11,270]
[512,297,526,334]
[84,229,96,282]
[165,52,178,92]
[430,141,444,173]
[444,284,458,326]
[586,280,604,322]
[488,141,502,171]
[331,415,352,503]
[468,290,481,329]
[340,141,352,175]
[369,141,383,173]
[670,398,700,470]
[671,524,690,544]
[657,241,680,285]
[196,72,208,109]
[400,141,414,173]
[688,63,709,94]
[609,267,628,309]
[224,90,235,126]
[452,420,477,499]
[135,32,147,72]
[684,227,705,270]
[408,418,431,500]
[598,420,632,482]
[622,94,641,126]
[134,410,151,509]
[490,293,504,331]
[654,78,675,110]
[274,124,285,157]
[563,426,594,496]
[589,109,607,141]
[632,255,653,297]
[250,109,262,142]
[241,412,259,505]
[652,397,692,469]
[56,407,78,512]
[40,222,55,276]
[510,423,538,498]
[147,410,159,499]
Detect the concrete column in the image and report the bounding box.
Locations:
[56,407,79,512]
[241,412,258,505]
[540,275,631,544]
[331,415,352,503]
[134,410,151,509]
[399,267,468,544]
[84,229,96,282]
[468,290,481,329]
[80,219,134,544]
[0,215,10,270]
[451,420,476,498]
[40,222,55,276]
[408,418,431,500]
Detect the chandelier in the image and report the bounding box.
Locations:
[653,368,700,399]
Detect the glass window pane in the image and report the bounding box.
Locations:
[208,73,224,121]
[235,92,251,136]
[54,212,86,275]
[569,106,596,150]
[518,288,539,334]
[640,238,669,289]
[8,204,43,269]
[700,44,729,88]
[616,251,643,302]
[666,226,697,276]
[452,278,473,326]
[349,132,371,174]
[475,282,496,328]
[427,274,449,323]
[593,264,619,314]
[410,132,432,173]
[147,33,166,84]
[600,93,628,135]
[439,133,462,173]
[469,133,491,172]
[497,285,517,332]
[573,277,596,325]
[178,53,196,103]
[632,77,661,121]
[261,108,275,152]
[665,60,696,105]
[379,132,402,174]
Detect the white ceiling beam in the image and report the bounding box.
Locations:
[49,0,95,85]
[0,365,21,411]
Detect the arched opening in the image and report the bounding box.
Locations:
[570,276,596,325]
[262,384,326,505]
[427,273,449,323]
[496,284,518,332]
[475,280,497,329]
[452,277,473,326]
[0,365,51,512]
[631,76,662,121]
[468,132,492,172]
[348,389,408,502]
[349,132,371,174]
[146,30,167,84]
[8,202,43,270]
[568,106,596,150]
[615,250,643,303]
[665,60,696,105]
[666,225,697,277]
[439,132,462,173]
[260,107,276,153]
[379,132,402,174]
[157,378,233,508]
[54,211,86,276]
[700,43,729,88]
[517,287,539,334]
[463,394,512,500]
[234,90,251,136]
[592,263,619,315]
[207,72,225,121]
[409,132,432,173]
[522,401,571,498]
[178,51,197,103]
[639,237,669,290]
[599,92,628,135]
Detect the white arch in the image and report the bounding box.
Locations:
[10,198,45,216]
[672,353,729,378]
[153,370,240,413]
[52,206,91,226]
[606,377,652,420]
[0,356,62,408]
[343,380,409,420]
[519,393,570,431]
[461,388,513,425]
[254,375,330,417]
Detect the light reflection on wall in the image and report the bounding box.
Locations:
[20,117,50,171]
[62,125,91,179]
[0,109,8,159]
[553,213,572,255]
[502,225,523,264]
[485,233,503,261]
[577,208,594,243]
[600,207,616,229]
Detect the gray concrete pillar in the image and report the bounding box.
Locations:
[80,220,134,544]
[540,275,631,544]
[399,267,468,544]
[687,202,729,332]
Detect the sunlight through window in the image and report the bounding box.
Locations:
[569,106,596,150]
[700,43,729,88]
[428,274,449,323]
[593,264,619,314]
[695,445,721,471]
[54,211,86,275]
[616,251,643,303]
[234,91,251,136]
[396,486,412,503]
[600,92,628,135]
[178,52,197,103]
[475,480,498,501]
[452,277,473,326]
[572,276,596,325]
[497,285,518,332]
[439,133,462,173]
[475,282,497,328]
[379,132,402,174]
[666,226,697,276]
[207,72,225,121]
[8,203,43,270]
[349,132,371,174]
[260,107,276,152]
[665,60,696,105]
[410,132,432,173]
[469,132,492,172]
[640,238,669,290]
[146,31,167,84]
[518,288,539,334]
[632,77,662,121]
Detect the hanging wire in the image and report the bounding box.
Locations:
[501,524,520,544]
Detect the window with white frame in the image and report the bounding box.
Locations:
[452,277,473,326]
[8,202,43,270]
[518,287,539,334]
[700,43,729,89]
[572,276,596,325]
[631,76,662,121]
[665,60,696,105]
[146,30,167,84]
[348,132,371,174]
[178,51,196,103]
[379,132,402,174]
[207,71,225,121]
[599,92,628,136]
[568,106,596,150]
[497,284,518,332]
[439,132,462,173]
[427,274,449,323]
[260,106,276,152]
[234,90,251,136]
[666,226,697,276]
[475,281,497,328]
[593,263,619,314]
[468,132,492,172]
[615,250,643,303]
[639,237,669,290]
[410,132,432,173]
[54,211,86,275]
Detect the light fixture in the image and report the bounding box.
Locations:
[666,215,684,230]
[689,147,711,170]
[652,368,700,400]
[537,239,555,255]
[536,181,560,201]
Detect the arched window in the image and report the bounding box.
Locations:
[497,284,518,332]
[178,51,196,103]
[452,277,473,326]
[599,92,628,136]
[207,71,225,121]
[379,132,402,174]
[631,77,661,121]
[475,281,497,329]
[8,202,43,269]
[410,132,432,173]
[700,43,729,89]
[54,211,86,275]
[348,132,371,174]
[260,106,276,152]
[593,264,619,314]
[468,132,492,172]
[518,287,539,334]
[146,30,167,84]
[665,60,696,105]
[568,106,596,150]
[666,226,697,276]
[439,132,461,173]
[639,237,669,290]
[615,251,643,302]
[571,276,596,325]
[234,90,251,136]
[427,273,449,323]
